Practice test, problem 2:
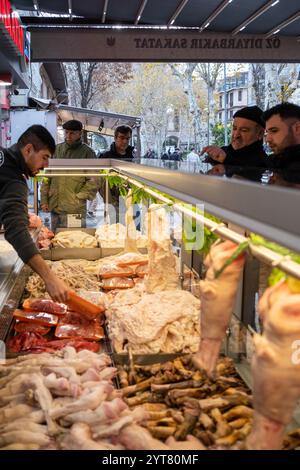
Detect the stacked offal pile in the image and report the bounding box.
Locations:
[118,355,300,450]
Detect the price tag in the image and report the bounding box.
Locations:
[67,214,82,228]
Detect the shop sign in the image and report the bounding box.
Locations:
[0,0,24,56]
[31,30,300,62]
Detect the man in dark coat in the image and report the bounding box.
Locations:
[0,125,69,302]
[263,102,300,173]
[100,125,135,223]
[201,106,268,168]
[101,125,134,161]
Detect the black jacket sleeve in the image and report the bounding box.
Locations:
[0,180,39,263]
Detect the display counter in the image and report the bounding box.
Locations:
[0,159,299,450]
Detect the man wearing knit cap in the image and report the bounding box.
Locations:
[41,119,97,230]
[201,105,268,167]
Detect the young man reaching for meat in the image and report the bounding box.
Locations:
[0,125,70,302]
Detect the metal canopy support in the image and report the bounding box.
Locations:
[199,0,233,32]
[68,0,73,21]
[134,0,148,25]
[102,0,109,23]
[168,0,190,27]
[232,0,280,36]
[265,10,300,38]
[32,0,40,15]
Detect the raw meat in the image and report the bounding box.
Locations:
[193,241,245,377]
[13,309,58,327]
[247,280,300,449]
[23,298,67,315]
[14,322,50,336]
[145,205,179,293]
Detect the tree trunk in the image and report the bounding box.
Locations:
[196,63,222,145]
[169,64,203,150]
[264,64,281,108]
[249,64,265,108]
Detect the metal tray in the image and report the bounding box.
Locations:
[111,352,187,369]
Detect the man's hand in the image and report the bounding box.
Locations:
[207,164,226,176]
[41,204,49,212]
[44,271,70,303]
[27,254,70,303]
[201,145,227,163]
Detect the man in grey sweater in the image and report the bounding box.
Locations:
[0,125,69,302]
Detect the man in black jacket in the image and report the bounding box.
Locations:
[100,125,135,223]
[201,106,268,168]
[0,125,69,302]
[101,125,134,160]
[264,102,300,173]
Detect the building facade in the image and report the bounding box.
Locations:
[216,71,248,125]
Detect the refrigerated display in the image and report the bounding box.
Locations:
[0,159,300,450]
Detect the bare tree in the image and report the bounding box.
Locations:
[196,63,223,143]
[169,63,204,149]
[264,64,298,108]
[64,62,132,110]
[250,64,265,108]
[76,62,98,108]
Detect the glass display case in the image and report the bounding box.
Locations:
[1,157,300,446]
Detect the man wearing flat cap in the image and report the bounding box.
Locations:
[201,106,268,167]
[41,119,97,230]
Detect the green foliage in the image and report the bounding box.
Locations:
[268,268,286,286]
[250,233,300,263]
[214,241,249,278]
[182,208,222,255]
[250,233,300,287]
[100,171,129,198]
[211,123,231,147]
[130,186,158,205]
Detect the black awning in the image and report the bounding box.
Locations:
[56,104,141,136]
[13,0,300,37]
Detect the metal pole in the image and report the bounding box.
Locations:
[33,178,38,214]
[105,177,109,223]
[136,124,141,158]
[207,63,210,145]
[224,63,228,146]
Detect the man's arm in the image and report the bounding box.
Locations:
[27,254,70,302]
[201,145,227,163]
[76,178,98,202]
[1,181,69,302]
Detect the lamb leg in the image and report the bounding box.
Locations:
[247,283,300,450]
[193,241,245,377]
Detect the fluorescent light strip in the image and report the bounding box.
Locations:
[134,0,148,25]
[232,0,280,35]
[117,173,300,280]
[102,0,109,23]
[265,10,300,38]
[167,0,190,27]
[199,0,234,32]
